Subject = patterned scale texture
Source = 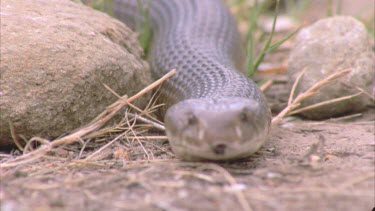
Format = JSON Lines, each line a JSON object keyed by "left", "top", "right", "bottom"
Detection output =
{"left": 113, "top": 0, "right": 263, "bottom": 108}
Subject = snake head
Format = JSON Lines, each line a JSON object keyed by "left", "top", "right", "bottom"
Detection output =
{"left": 164, "top": 97, "right": 271, "bottom": 161}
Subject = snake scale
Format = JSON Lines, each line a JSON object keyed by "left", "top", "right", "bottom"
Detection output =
{"left": 113, "top": 0, "right": 271, "bottom": 161}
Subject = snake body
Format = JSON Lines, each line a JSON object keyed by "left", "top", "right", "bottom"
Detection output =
{"left": 113, "top": 0, "right": 271, "bottom": 160}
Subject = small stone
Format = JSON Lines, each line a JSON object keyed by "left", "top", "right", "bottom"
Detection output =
{"left": 288, "top": 16, "right": 374, "bottom": 119}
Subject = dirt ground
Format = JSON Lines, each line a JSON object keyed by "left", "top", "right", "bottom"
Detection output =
{"left": 1, "top": 114, "right": 374, "bottom": 211}
{"left": 1, "top": 1, "right": 374, "bottom": 211}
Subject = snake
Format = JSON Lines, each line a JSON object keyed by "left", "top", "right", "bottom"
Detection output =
{"left": 112, "top": 0, "right": 271, "bottom": 161}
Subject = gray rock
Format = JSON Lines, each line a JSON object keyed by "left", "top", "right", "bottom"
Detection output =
{"left": 0, "top": 0, "right": 152, "bottom": 147}
{"left": 288, "top": 16, "right": 374, "bottom": 119}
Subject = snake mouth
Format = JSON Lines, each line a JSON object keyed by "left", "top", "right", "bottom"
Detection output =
{"left": 212, "top": 144, "right": 227, "bottom": 155}
{"left": 167, "top": 135, "right": 267, "bottom": 161}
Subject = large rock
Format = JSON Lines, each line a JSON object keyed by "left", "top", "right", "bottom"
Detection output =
{"left": 0, "top": 0, "right": 152, "bottom": 147}
{"left": 288, "top": 16, "right": 374, "bottom": 119}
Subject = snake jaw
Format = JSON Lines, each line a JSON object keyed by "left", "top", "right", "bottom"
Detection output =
{"left": 164, "top": 97, "right": 271, "bottom": 161}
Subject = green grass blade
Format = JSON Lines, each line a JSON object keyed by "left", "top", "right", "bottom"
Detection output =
{"left": 245, "top": 0, "right": 264, "bottom": 77}
{"left": 248, "top": 0, "right": 280, "bottom": 77}
{"left": 136, "top": 0, "right": 152, "bottom": 54}
{"left": 267, "top": 26, "right": 300, "bottom": 53}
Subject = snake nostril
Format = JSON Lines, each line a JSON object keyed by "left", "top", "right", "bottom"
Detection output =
{"left": 187, "top": 113, "right": 197, "bottom": 126}
{"left": 239, "top": 108, "right": 251, "bottom": 123}
{"left": 212, "top": 144, "right": 227, "bottom": 155}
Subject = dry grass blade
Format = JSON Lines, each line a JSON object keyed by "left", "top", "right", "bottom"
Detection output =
{"left": 288, "top": 69, "right": 305, "bottom": 105}
{"left": 127, "top": 101, "right": 164, "bottom": 126}
{"left": 352, "top": 85, "right": 374, "bottom": 102}
{"left": 1, "top": 69, "right": 176, "bottom": 168}
{"left": 301, "top": 68, "right": 351, "bottom": 94}
{"left": 260, "top": 79, "right": 273, "bottom": 92}
{"left": 289, "top": 92, "right": 363, "bottom": 115}
{"left": 128, "top": 136, "right": 168, "bottom": 140}
{"left": 100, "top": 80, "right": 122, "bottom": 99}
{"left": 327, "top": 113, "right": 363, "bottom": 122}
{"left": 85, "top": 132, "right": 127, "bottom": 161}
{"left": 9, "top": 121, "right": 24, "bottom": 151}
{"left": 24, "top": 137, "right": 52, "bottom": 153}
{"left": 126, "top": 113, "right": 152, "bottom": 160}
{"left": 272, "top": 68, "right": 351, "bottom": 125}
{"left": 204, "top": 163, "right": 253, "bottom": 211}
{"left": 0, "top": 145, "right": 50, "bottom": 168}
{"left": 127, "top": 113, "right": 165, "bottom": 131}
{"left": 82, "top": 102, "right": 161, "bottom": 141}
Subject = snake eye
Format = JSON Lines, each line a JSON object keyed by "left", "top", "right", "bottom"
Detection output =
{"left": 239, "top": 109, "right": 251, "bottom": 123}
{"left": 186, "top": 113, "right": 198, "bottom": 126}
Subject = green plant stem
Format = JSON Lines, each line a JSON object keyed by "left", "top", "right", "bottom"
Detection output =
{"left": 247, "top": 0, "right": 280, "bottom": 77}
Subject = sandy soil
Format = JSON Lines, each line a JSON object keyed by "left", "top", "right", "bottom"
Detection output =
{"left": 1, "top": 1, "right": 374, "bottom": 211}
{"left": 1, "top": 114, "right": 374, "bottom": 211}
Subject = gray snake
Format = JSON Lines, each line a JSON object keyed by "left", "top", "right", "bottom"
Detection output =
{"left": 113, "top": 0, "right": 271, "bottom": 161}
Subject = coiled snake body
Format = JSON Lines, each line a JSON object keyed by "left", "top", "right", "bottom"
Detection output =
{"left": 113, "top": 0, "right": 271, "bottom": 160}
